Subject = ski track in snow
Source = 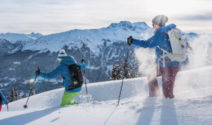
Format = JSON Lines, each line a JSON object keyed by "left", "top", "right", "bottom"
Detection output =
{"left": 0, "top": 66, "right": 212, "bottom": 125}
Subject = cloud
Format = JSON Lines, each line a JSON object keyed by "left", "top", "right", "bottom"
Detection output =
{"left": 179, "top": 13, "right": 212, "bottom": 21}
{"left": 0, "top": 0, "right": 211, "bottom": 34}
{"left": 0, "top": 0, "right": 73, "bottom": 5}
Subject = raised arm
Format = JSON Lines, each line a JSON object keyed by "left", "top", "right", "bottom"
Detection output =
{"left": 132, "top": 34, "right": 159, "bottom": 48}
{"left": 39, "top": 65, "right": 63, "bottom": 79}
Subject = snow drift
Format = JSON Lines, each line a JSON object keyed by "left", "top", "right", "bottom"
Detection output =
{"left": 0, "top": 66, "right": 212, "bottom": 125}
{"left": 2, "top": 65, "right": 212, "bottom": 111}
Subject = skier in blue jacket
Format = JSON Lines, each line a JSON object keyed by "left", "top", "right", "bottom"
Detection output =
{"left": 127, "top": 15, "right": 181, "bottom": 98}
{"left": 36, "top": 49, "right": 86, "bottom": 106}
{"left": 0, "top": 90, "right": 8, "bottom": 111}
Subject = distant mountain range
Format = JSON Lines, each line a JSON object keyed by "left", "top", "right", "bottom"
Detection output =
{"left": 0, "top": 21, "right": 198, "bottom": 98}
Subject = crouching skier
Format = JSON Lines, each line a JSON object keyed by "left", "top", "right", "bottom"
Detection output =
{"left": 0, "top": 90, "right": 8, "bottom": 111}
{"left": 36, "top": 49, "right": 86, "bottom": 106}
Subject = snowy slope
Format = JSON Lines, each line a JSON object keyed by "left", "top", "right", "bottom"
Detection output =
{"left": 0, "top": 66, "right": 212, "bottom": 125}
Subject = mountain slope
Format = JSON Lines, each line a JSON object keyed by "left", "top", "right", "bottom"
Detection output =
{"left": 0, "top": 21, "right": 151, "bottom": 97}
{"left": 0, "top": 32, "right": 42, "bottom": 43}
{"left": 0, "top": 66, "right": 212, "bottom": 125}
{"left": 0, "top": 21, "right": 151, "bottom": 53}
{"left": 23, "top": 21, "right": 151, "bottom": 53}
{"left": 0, "top": 21, "right": 203, "bottom": 102}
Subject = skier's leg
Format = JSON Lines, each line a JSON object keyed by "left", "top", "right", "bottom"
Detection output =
{"left": 167, "top": 66, "right": 180, "bottom": 98}
{"left": 148, "top": 78, "right": 159, "bottom": 97}
{"left": 161, "top": 67, "right": 170, "bottom": 98}
{"left": 60, "top": 92, "right": 71, "bottom": 106}
{"left": 147, "top": 67, "right": 160, "bottom": 97}
{"left": 60, "top": 91, "right": 80, "bottom": 106}
{"left": 70, "top": 92, "right": 80, "bottom": 105}
{"left": 0, "top": 105, "right": 2, "bottom": 111}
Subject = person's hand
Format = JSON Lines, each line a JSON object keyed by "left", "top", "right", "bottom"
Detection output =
{"left": 127, "top": 36, "right": 133, "bottom": 46}
{"left": 81, "top": 59, "right": 85, "bottom": 63}
{"left": 35, "top": 67, "right": 40, "bottom": 77}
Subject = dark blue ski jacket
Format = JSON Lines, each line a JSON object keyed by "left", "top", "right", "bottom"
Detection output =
{"left": 132, "top": 24, "right": 181, "bottom": 67}
{"left": 39, "top": 56, "right": 86, "bottom": 92}
{"left": 0, "top": 90, "right": 8, "bottom": 106}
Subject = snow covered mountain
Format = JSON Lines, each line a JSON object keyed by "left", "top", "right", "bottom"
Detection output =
{"left": 0, "top": 21, "right": 200, "bottom": 100}
{"left": 0, "top": 66, "right": 212, "bottom": 125}
{"left": 0, "top": 32, "right": 42, "bottom": 43}
{"left": 0, "top": 21, "right": 150, "bottom": 52}
{"left": 0, "top": 21, "right": 151, "bottom": 97}
{"left": 24, "top": 21, "right": 150, "bottom": 52}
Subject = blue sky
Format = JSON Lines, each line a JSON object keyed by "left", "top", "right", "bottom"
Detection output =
{"left": 0, "top": 0, "right": 211, "bottom": 34}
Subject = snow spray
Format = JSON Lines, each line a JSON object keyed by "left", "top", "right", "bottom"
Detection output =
{"left": 134, "top": 33, "right": 212, "bottom": 99}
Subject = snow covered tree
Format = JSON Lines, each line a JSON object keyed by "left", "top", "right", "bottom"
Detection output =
{"left": 111, "top": 64, "right": 122, "bottom": 80}
{"left": 111, "top": 59, "right": 138, "bottom": 80}
{"left": 9, "top": 87, "right": 20, "bottom": 101}
{"left": 123, "top": 59, "right": 131, "bottom": 78}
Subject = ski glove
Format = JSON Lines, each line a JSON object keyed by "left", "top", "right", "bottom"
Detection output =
{"left": 127, "top": 36, "right": 133, "bottom": 46}
{"left": 35, "top": 67, "right": 40, "bottom": 77}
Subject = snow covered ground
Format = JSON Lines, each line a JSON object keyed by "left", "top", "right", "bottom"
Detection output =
{"left": 0, "top": 66, "right": 212, "bottom": 125}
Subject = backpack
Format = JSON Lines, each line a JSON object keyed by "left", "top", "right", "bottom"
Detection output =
{"left": 159, "top": 28, "right": 189, "bottom": 65}
{"left": 67, "top": 64, "right": 84, "bottom": 90}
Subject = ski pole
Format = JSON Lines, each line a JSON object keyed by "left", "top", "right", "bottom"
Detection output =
{"left": 84, "top": 72, "right": 88, "bottom": 95}
{"left": 24, "top": 87, "right": 33, "bottom": 108}
{"left": 80, "top": 56, "right": 89, "bottom": 98}
{"left": 24, "top": 76, "right": 37, "bottom": 109}
{"left": 80, "top": 47, "right": 88, "bottom": 95}
{"left": 83, "top": 71, "right": 90, "bottom": 103}
{"left": 80, "top": 43, "right": 89, "bottom": 94}
{"left": 117, "top": 46, "right": 130, "bottom": 107}
{"left": 117, "top": 78, "right": 124, "bottom": 107}
{"left": 6, "top": 104, "right": 9, "bottom": 112}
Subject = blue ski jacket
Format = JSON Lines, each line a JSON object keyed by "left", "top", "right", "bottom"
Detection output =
{"left": 39, "top": 56, "right": 86, "bottom": 92}
{"left": 132, "top": 24, "right": 182, "bottom": 67}
{"left": 0, "top": 90, "right": 8, "bottom": 106}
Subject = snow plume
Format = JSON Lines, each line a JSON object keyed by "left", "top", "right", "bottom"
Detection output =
{"left": 135, "top": 48, "right": 156, "bottom": 76}
{"left": 134, "top": 33, "right": 212, "bottom": 99}
{"left": 185, "top": 34, "right": 212, "bottom": 69}
{"left": 134, "top": 30, "right": 156, "bottom": 76}
{"left": 175, "top": 34, "right": 212, "bottom": 99}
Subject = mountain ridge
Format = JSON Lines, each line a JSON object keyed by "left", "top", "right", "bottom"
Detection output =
{"left": 0, "top": 21, "right": 199, "bottom": 100}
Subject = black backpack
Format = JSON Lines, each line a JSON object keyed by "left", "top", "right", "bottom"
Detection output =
{"left": 67, "top": 64, "right": 84, "bottom": 90}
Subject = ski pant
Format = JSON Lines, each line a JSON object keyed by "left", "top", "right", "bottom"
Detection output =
{"left": 148, "top": 66, "right": 180, "bottom": 98}
{"left": 0, "top": 105, "right": 2, "bottom": 111}
{"left": 60, "top": 91, "right": 80, "bottom": 106}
